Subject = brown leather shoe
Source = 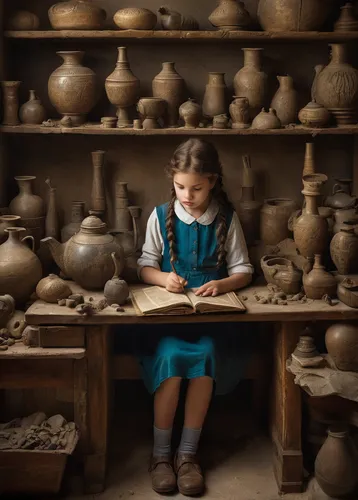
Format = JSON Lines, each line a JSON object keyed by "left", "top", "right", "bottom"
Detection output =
{"left": 149, "top": 455, "right": 176, "bottom": 494}
{"left": 174, "top": 452, "right": 205, "bottom": 496}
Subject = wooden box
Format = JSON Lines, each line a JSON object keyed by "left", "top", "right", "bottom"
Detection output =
{"left": 39, "top": 326, "right": 85, "bottom": 348}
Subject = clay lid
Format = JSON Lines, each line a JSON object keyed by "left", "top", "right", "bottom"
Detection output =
{"left": 303, "top": 100, "right": 325, "bottom": 110}
{"left": 80, "top": 215, "right": 107, "bottom": 231}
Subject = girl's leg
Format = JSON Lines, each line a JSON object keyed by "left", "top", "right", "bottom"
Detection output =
{"left": 183, "top": 376, "right": 213, "bottom": 430}
{"left": 154, "top": 376, "right": 182, "bottom": 429}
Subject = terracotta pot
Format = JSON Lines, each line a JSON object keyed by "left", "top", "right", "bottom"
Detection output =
{"left": 7, "top": 10, "right": 40, "bottom": 30}
{"left": 1, "top": 81, "right": 21, "bottom": 126}
{"left": 90, "top": 150, "right": 106, "bottom": 217}
{"left": 113, "top": 8, "right": 157, "bottom": 30}
{"left": 104, "top": 252, "right": 129, "bottom": 306}
{"left": 7, "top": 310, "right": 26, "bottom": 339}
{"left": 325, "top": 178, "right": 356, "bottom": 210}
{"left": 313, "top": 44, "right": 358, "bottom": 126}
{"left": 303, "top": 254, "right": 336, "bottom": 299}
{"left": 238, "top": 155, "right": 261, "bottom": 245}
{"left": 258, "top": 0, "right": 334, "bottom": 31}
{"left": 234, "top": 48, "right": 267, "bottom": 120}
{"left": 260, "top": 198, "right": 297, "bottom": 245}
{"left": 202, "top": 73, "right": 228, "bottom": 120}
{"left": 48, "top": 1, "right": 106, "bottom": 30}
{"left": 270, "top": 75, "right": 299, "bottom": 125}
{"left": 325, "top": 324, "right": 358, "bottom": 372}
{"left": 337, "top": 278, "right": 358, "bottom": 309}
{"left": 179, "top": 99, "right": 202, "bottom": 129}
{"left": 209, "top": 0, "right": 251, "bottom": 30}
{"left": 137, "top": 98, "right": 166, "bottom": 129}
{"left": 61, "top": 200, "right": 85, "bottom": 242}
{"left": 9, "top": 176, "right": 45, "bottom": 218}
{"left": 0, "top": 227, "right": 42, "bottom": 303}
{"left": 152, "top": 62, "right": 186, "bottom": 128}
{"left": 0, "top": 295, "right": 15, "bottom": 328}
{"left": 330, "top": 221, "right": 358, "bottom": 275}
{"left": 105, "top": 47, "right": 140, "bottom": 128}
{"left": 19, "top": 90, "right": 47, "bottom": 125}
{"left": 229, "top": 96, "right": 250, "bottom": 129}
{"left": 252, "top": 108, "right": 281, "bottom": 129}
{"left": 261, "top": 255, "right": 303, "bottom": 294}
{"left": 298, "top": 100, "right": 331, "bottom": 128}
{"left": 158, "top": 6, "right": 199, "bottom": 30}
{"left": 36, "top": 274, "right": 72, "bottom": 303}
{"left": 334, "top": 3, "right": 358, "bottom": 32}
{"left": 0, "top": 215, "right": 21, "bottom": 244}
{"left": 48, "top": 51, "right": 97, "bottom": 126}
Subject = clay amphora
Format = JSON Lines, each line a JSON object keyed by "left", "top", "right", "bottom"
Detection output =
{"left": 179, "top": 99, "right": 202, "bottom": 129}
{"left": 315, "top": 428, "right": 358, "bottom": 496}
{"left": 238, "top": 155, "right": 261, "bottom": 245}
{"left": 45, "top": 178, "right": 60, "bottom": 240}
{"left": 203, "top": 73, "right": 228, "bottom": 120}
{"left": 313, "top": 44, "right": 358, "bottom": 126}
{"left": 41, "top": 215, "right": 125, "bottom": 290}
{"left": 36, "top": 274, "right": 72, "bottom": 303}
{"left": 152, "top": 62, "right": 186, "bottom": 128}
{"left": 0, "top": 215, "right": 21, "bottom": 244}
{"left": 258, "top": 0, "right": 334, "bottom": 31}
{"left": 252, "top": 108, "right": 281, "bottom": 129}
{"left": 7, "top": 10, "right": 40, "bottom": 30}
{"left": 234, "top": 48, "right": 267, "bottom": 120}
{"left": 105, "top": 47, "right": 140, "bottom": 128}
{"left": 48, "top": 51, "right": 97, "bottom": 126}
{"left": 0, "top": 294, "right": 15, "bottom": 328}
{"left": 91, "top": 150, "right": 106, "bottom": 217}
{"left": 330, "top": 221, "right": 358, "bottom": 275}
{"left": 158, "top": 7, "right": 199, "bottom": 30}
{"left": 19, "top": 90, "right": 47, "bottom": 125}
{"left": 325, "top": 178, "right": 356, "bottom": 210}
{"left": 303, "top": 254, "right": 336, "bottom": 300}
{"left": 104, "top": 252, "right": 129, "bottom": 306}
{"left": 9, "top": 176, "right": 45, "bottom": 218}
{"left": 113, "top": 8, "right": 157, "bottom": 30}
{"left": 260, "top": 198, "right": 297, "bottom": 245}
{"left": 298, "top": 100, "right": 331, "bottom": 128}
{"left": 261, "top": 256, "right": 302, "bottom": 294}
{"left": 61, "top": 201, "right": 85, "bottom": 242}
{"left": 1, "top": 81, "right": 21, "bottom": 126}
{"left": 48, "top": 0, "right": 106, "bottom": 30}
{"left": 208, "top": 0, "right": 251, "bottom": 30}
{"left": 0, "top": 227, "right": 42, "bottom": 303}
{"left": 229, "top": 96, "right": 250, "bottom": 129}
{"left": 270, "top": 76, "right": 298, "bottom": 126}
{"left": 334, "top": 2, "right": 358, "bottom": 32}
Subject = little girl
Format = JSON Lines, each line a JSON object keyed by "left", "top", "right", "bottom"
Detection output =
{"left": 137, "top": 138, "right": 253, "bottom": 496}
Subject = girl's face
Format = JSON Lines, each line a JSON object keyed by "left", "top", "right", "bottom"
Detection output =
{"left": 173, "top": 172, "right": 216, "bottom": 215}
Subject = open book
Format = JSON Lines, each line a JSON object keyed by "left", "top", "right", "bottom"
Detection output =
{"left": 130, "top": 285, "right": 246, "bottom": 316}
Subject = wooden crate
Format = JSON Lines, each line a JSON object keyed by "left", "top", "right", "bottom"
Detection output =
{"left": 39, "top": 326, "right": 85, "bottom": 348}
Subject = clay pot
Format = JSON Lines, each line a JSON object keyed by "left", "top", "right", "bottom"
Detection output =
{"left": 261, "top": 256, "right": 303, "bottom": 294}
{"left": 7, "top": 310, "right": 26, "bottom": 339}
{"left": 258, "top": 0, "right": 334, "bottom": 31}
{"left": 234, "top": 48, "right": 267, "bottom": 120}
{"left": 152, "top": 62, "right": 186, "bottom": 128}
{"left": 48, "top": 51, "right": 97, "bottom": 126}
{"left": 337, "top": 278, "right": 358, "bottom": 308}
{"left": 137, "top": 98, "right": 166, "bottom": 129}
{"left": 158, "top": 7, "right": 199, "bottom": 30}
{"left": 36, "top": 274, "right": 72, "bottom": 303}
{"left": 0, "top": 215, "right": 21, "bottom": 244}
{"left": 9, "top": 176, "right": 45, "bottom": 219}
{"left": 298, "top": 100, "right": 331, "bottom": 128}
{"left": 48, "top": 1, "right": 106, "bottom": 30}
{"left": 61, "top": 201, "right": 85, "bottom": 242}
{"left": 252, "top": 108, "right": 281, "bottom": 129}
{"left": 325, "top": 324, "right": 358, "bottom": 372}
{"left": 213, "top": 114, "right": 229, "bottom": 129}
{"left": 202, "top": 72, "right": 228, "bottom": 120}
{"left": 91, "top": 151, "right": 106, "bottom": 217}
{"left": 313, "top": 44, "right": 358, "bottom": 126}
{"left": 19, "top": 90, "right": 47, "bottom": 125}
{"left": 229, "top": 96, "right": 250, "bottom": 129}
{"left": 113, "top": 8, "right": 157, "bottom": 30}
{"left": 325, "top": 178, "right": 356, "bottom": 210}
{"left": 208, "top": 0, "right": 251, "bottom": 30}
{"left": 0, "top": 295, "right": 15, "bottom": 328}
{"left": 1, "top": 81, "right": 21, "bottom": 126}
{"left": 7, "top": 10, "right": 40, "bottom": 30}
{"left": 330, "top": 222, "right": 358, "bottom": 275}
{"left": 270, "top": 76, "right": 299, "bottom": 126}
{"left": 105, "top": 47, "right": 140, "bottom": 128}
{"left": 260, "top": 198, "right": 297, "bottom": 245}
{"left": 334, "top": 3, "right": 358, "bottom": 32}
{"left": 179, "top": 99, "right": 202, "bottom": 129}
{"left": 104, "top": 252, "right": 129, "bottom": 306}
{"left": 303, "top": 254, "right": 336, "bottom": 300}
{"left": 0, "top": 227, "right": 42, "bottom": 303}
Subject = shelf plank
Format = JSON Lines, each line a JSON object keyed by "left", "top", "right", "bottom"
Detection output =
{"left": 0, "top": 343, "right": 85, "bottom": 359}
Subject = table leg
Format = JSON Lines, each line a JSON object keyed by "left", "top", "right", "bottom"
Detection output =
{"left": 84, "top": 325, "right": 110, "bottom": 494}
{"left": 271, "top": 321, "right": 303, "bottom": 494}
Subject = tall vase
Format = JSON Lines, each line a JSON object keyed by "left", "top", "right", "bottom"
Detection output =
{"left": 270, "top": 75, "right": 299, "bottom": 125}
{"left": 61, "top": 200, "right": 85, "bottom": 242}
{"left": 9, "top": 176, "right": 45, "bottom": 218}
{"left": 238, "top": 156, "right": 261, "bottom": 246}
{"left": 105, "top": 47, "right": 140, "bottom": 128}
{"left": 45, "top": 178, "right": 60, "bottom": 239}
{"left": 20, "top": 89, "right": 47, "bottom": 125}
{"left": 303, "top": 142, "right": 315, "bottom": 176}
{"left": 114, "top": 181, "right": 132, "bottom": 232}
{"left": 1, "top": 81, "right": 21, "bottom": 125}
{"left": 202, "top": 72, "right": 228, "bottom": 120}
{"left": 90, "top": 150, "right": 106, "bottom": 217}
{"left": 234, "top": 48, "right": 267, "bottom": 120}
{"left": 152, "top": 62, "right": 186, "bottom": 128}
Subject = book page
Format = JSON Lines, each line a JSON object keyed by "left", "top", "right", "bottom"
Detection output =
{"left": 131, "top": 286, "right": 193, "bottom": 315}
{"left": 186, "top": 290, "right": 246, "bottom": 313}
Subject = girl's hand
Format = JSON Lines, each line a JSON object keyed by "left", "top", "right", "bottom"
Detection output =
{"left": 195, "top": 280, "right": 224, "bottom": 297}
{"left": 166, "top": 272, "right": 188, "bottom": 293}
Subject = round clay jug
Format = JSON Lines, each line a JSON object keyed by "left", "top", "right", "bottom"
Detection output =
{"left": 152, "top": 62, "right": 186, "bottom": 128}
{"left": 0, "top": 215, "right": 21, "bottom": 244}
{"left": 208, "top": 0, "right": 251, "bottom": 30}
{"left": 260, "top": 198, "right": 297, "bottom": 245}
{"left": 229, "top": 96, "right": 250, "bottom": 129}
{"left": 19, "top": 90, "right": 47, "bottom": 125}
{"left": 48, "top": 51, "right": 97, "bottom": 126}
{"left": 298, "top": 100, "right": 331, "bottom": 128}
{"left": 270, "top": 75, "right": 299, "bottom": 125}
{"left": 325, "top": 323, "right": 358, "bottom": 371}
{"left": 330, "top": 221, "right": 358, "bottom": 275}
{"left": 104, "top": 252, "right": 129, "bottom": 305}
{"left": 252, "top": 108, "right": 281, "bottom": 129}
{"left": 61, "top": 200, "right": 85, "bottom": 242}
{"left": 7, "top": 10, "right": 40, "bottom": 30}
{"left": 303, "top": 254, "right": 336, "bottom": 299}
{"left": 36, "top": 274, "right": 72, "bottom": 303}
{"left": 0, "top": 227, "right": 42, "bottom": 303}
{"left": 113, "top": 8, "right": 157, "bottom": 30}
{"left": 9, "top": 176, "right": 45, "bottom": 218}
{"left": 179, "top": 99, "right": 202, "bottom": 128}
{"left": 315, "top": 428, "right": 358, "bottom": 497}
{"left": 202, "top": 72, "right": 228, "bottom": 120}
{"left": 48, "top": 0, "right": 106, "bottom": 30}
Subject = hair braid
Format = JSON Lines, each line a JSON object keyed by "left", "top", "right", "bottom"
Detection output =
{"left": 213, "top": 176, "right": 233, "bottom": 269}
{"left": 165, "top": 186, "right": 177, "bottom": 272}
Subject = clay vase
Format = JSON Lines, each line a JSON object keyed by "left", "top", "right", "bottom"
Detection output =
{"left": 91, "top": 150, "right": 106, "bottom": 217}
{"left": 36, "top": 274, "right": 72, "bottom": 303}
{"left": 303, "top": 254, "right": 336, "bottom": 299}
{"left": 48, "top": 51, "right": 97, "bottom": 126}
{"left": 0, "top": 227, "right": 42, "bottom": 303}
{"left": 179, "top": 99, "right": 202, "bottom": 129}
{"left": 270, "top": 75, "right": 299, "bottom": 126}
{"left": 1, "top": 81, "right": 21, "bottom": 126}
{"left": 238, "top": 155, "right": 261, "bottom": 245}
{"left": 9, "top": 176, "right": 45, "bottom": 218}
{"left": 298, "top": 100, "right": 331, "bottom": 128}
{"left": 7, "top": 10, "right": 40, "bottom": 30}
{"left": 152, "top": 62, "right": 186, "bottom": 128}
{"left": 234, "top": 48, "right": 267, "bottom": 120}
{"left": 61, "top": 201, "right": 85, "bottom": 242}
{"left": 261, "top": 256, "right": 303, "bottom": 294}
{"left": 45, "top": 178, "right": 60, "bottom": 240}
{"left": 313, "top": 44, "right": 358, "bottom": 126}
{"left": 19, "top": 90, "right": 47, "bottom": 125}
{"left": 0, "top": 215, "right": 21, "bottom": 244}
{"left": 260, "top": 198, "right": 297, "bottom": 245}
{"left": 202, "top": 72, "right": 228, "bottom": 120}
{"left": 315, "top": 428, "right": 358, "bottom": 497}
{"left": 334, "top": 2, "right": 358, "bottom": 32}
{"left": 158, "top": 7, "right": 199, "bottom": 30}
{"left": 105, "top": 47, "right": 140, "bottom": 128}
{"left": 302, "top": 142, "right": 315, "bottom": 176}
{"left": 330, "top": 221, "right": 358, "bottom": 275}
{"left": 48, "top": 0, "right": 106, "bottom": 30}
{"left": 229, "top": 96, "right": 250, "bottom": 129}
{"left": 113, "top": 8, "right": 157, "bottom": 30}
{"left": 0, "top": 294, "right": 15, "bottom": 328}
{"left": 252, "top": 108, "right": 281, "bottom": 129}
{"left": 208, "top": 0, "right": 251, "bottom": 30}
{"left": 325, "top": 323, "right": 358, "bottom": 371}
{"left": 104, "top": 252, "right": 129, "bottom": 306}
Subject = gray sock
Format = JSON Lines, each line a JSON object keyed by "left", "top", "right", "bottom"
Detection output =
{"left": 153, "top": 426, "right": 172, "bottom": 457}
{"left": 178, "top": 427, "right": 202, "bottom": 455}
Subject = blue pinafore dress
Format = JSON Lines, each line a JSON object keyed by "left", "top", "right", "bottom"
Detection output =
{"left": 136, "top": 203, "right": 254, "bottom": 395}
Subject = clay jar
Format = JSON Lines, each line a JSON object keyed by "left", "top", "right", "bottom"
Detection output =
{"left": 0, "top": 215, "right": 21, "bottom": 244}
{"left": 158, "top": 7, "right": 199, "bottom": 30}
{"left": 9, "top": 176, "right": 45, "bottom": 218}
{"left": 252, "top": 108, "right": 281, "bottom": 129}
{"left": 326, "top": 323, "right": 358, "bottom": 372}
{"left": 113, "top": 8, "right": 157, "bottom": 30}
{"left": 229, "top": 96, "right": 250, "bottom": 129}
{"left": 303, "top": 254, "right": 336, "bottom": 299}
{"left": 260, "top": 198, "right": 297, "bottom": 245}
{"left": 179, "top": 99, "right": 202, "bottom": 128}
{"left": 61, "top": 201, "right": 85, "bottom": 242}
{"left": 270, "top": 76, "right": 299, "bottom": 126}
{"left": 330, "top": 221, "right": 358, "bottom": 275}
{"left": 208, "top": 0, "right": 251, "bottom": 30}
{"left": 36, "top": 274, "right": 72, "bottom": 303}
{"left": 48, "top": 51, "right": 97, "bottom": 126}
{"left": 104, "top": 252, "right": 129, "bottom": 306}
{"left": 48, "top": 1, "right": 106, "bottom": 30}
{"left": 261, "top": 256, "right": 302, "bottom": 294}
{"left": 298, "top": 100, "right": 331, "bottom": 128}
{"left": 152, "top": 62, "right": 186, "bottom": 128}
{"left": 202, "top": 73, "right": 228, "bottom": 120}
{"left": 1, "top": 81, "right": 21, "bottom": 126}
{"left": 7, "top": 11, "right": 40, "bottom": 30}
{"left": 20, "top": 90, "right": 47, "bottom": 125}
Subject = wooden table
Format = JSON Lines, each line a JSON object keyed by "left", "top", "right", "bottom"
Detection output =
{"left": 23, "top": 283, "right": 358, "bottom": 495}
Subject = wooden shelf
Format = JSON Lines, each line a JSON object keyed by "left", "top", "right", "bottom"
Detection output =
{"left": 0, "top": 343, "right": 85, "bottom": 359}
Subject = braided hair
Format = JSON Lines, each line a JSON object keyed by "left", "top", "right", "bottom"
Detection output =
{"left": 164, "top": 138, "right": 233, "bottom": 272}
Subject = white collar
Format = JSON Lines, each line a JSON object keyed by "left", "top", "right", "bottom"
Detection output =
{"left": 174, "top": 199, "right": 219, "bottom": 225}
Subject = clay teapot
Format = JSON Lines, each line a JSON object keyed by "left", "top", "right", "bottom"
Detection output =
{"left": 104, "top": 252, "right": 129, "bottom": 306}
{"left": 302, "top": 254, "right": 336, "bottom": 300}
{"left": 261, "top": 255, "right": 302, "bottom": 294}
{"left": 41, "top": 215, "right": 125, "bottom": 290}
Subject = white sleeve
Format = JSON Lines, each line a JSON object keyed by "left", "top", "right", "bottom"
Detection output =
{"left": 225, "top": 212, "right": 254, "bottom": 275}
{"left": 137, "top": 209, "right": 164, "bottom": 276}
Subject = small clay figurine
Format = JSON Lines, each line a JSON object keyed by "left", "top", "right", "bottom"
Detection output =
{"left": 104, "top": 252, "right": 129, "bottom": 305}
